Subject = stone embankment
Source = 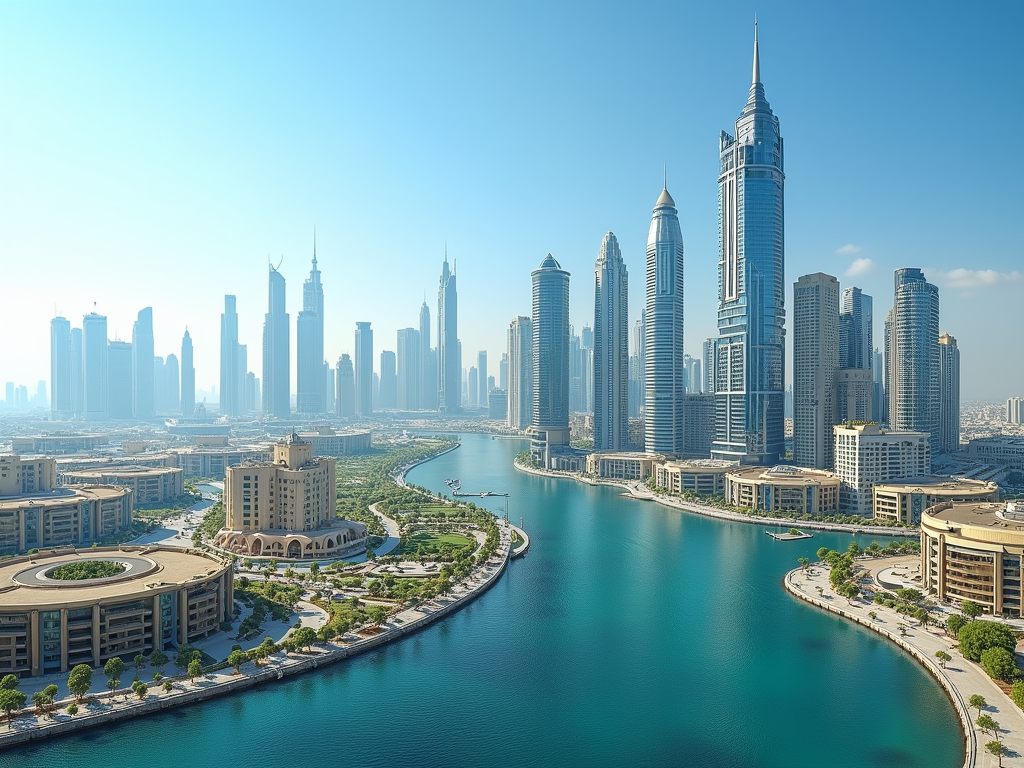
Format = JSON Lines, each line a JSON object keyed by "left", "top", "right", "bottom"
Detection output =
{"left": 513, "top": 459, "right": 916, "bottom": 538}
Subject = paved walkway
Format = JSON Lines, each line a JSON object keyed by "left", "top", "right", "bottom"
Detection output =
{"left": 789, "top": 556, "right": 1024, "bottom": 768}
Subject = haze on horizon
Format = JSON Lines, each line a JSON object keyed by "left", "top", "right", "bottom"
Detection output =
{"left": 1, "top": 1, "right": 1021, "bottom": 403}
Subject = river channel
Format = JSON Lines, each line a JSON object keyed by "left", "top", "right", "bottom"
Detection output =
{"left": 9, "top": 433, "right": 961, "bottom": 767}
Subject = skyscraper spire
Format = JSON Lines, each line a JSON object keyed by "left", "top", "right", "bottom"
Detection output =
{"left": 752, "top": 17, "right": 760, "bottom": 86}
{"left": 312, "top": 226, "right": 317, "bottom": 266}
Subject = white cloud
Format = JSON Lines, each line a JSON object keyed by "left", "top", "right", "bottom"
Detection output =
{"left": 927, "top": 268, "right": 1022, "bottom": 290}
{"left": 836, "top": 244, "right": 862, "bottom": 255}
{"left": 844, "top": 258, "right": 875, "bottom": 277}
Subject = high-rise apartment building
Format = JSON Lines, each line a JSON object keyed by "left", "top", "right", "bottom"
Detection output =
{"left": 644, "top": 187, "right": 685, "bottom": 456}
{"left": 379, "top": 350, "right": 397, "bottom": 410}
{"left": 793, "top": 273, "right": 839, "bottom": 469}
{"left": 468, "top": 367, "right": 479, "bottom": 408}
{"left": 132, "top": 307, "right": 154, "bottom": 419}
{"left": 712, "top": 26, "right": 786, "bottom": 465}
{"left": 839, "top": 287, "right": 872, "bottom": 370}
{"left": 354, "top": 322, "right": 373, "bottom": 416}
{"left": 336, "top": 354, "right": 355, "bottom": 417}
{"left": 419, "top": 301, "right": 435, "bottom": 410}
{"left": 50, "top": 316, "right": 72, "bottom": 420}
{"left": 165, "top": 353, "right": 180, "bottom": 413}
{"left": 702, "top": 338, "right": 715, "bottom": 395}
{"left": 236, "top": 344, "right": 248, "bottom": 413}
{"left": 262, "top": 264, "right": 290, "bottom": 419}
{"left": 888, "top": 268, "right": 940, "bottom": 450}
{"left": 477, "top": 351, "right": 488, "bottom": 407}
{"left": 219, "top": 296, "right": 242, "bottom": 417}
{"left": 107, "top": 340, "right": 133, "bottom": 419}
{"left": 507, "top": 316, "right": 533, "bottom": 431}
{"left": 938, "top": 333, "right": 960, "bottom": 454}
{"left": 499, "top": 353, "right": 508, "bottom": 392}
{"left": 531, "top": 255, "right": 570, "bottom": 466}
{"left": 594, "top": 231, "right": 629, "bottom": 451}
{"left": 181, "top": 329, "right": 195, "bottom": 416}
{"left": 297, "top": 250, "right": 325, "bottom": 413}
{"left": 438, "top": 253, "right": 459, "bottom": 414}
{"left": 397, "top": 328, "right": 420, "bottom": 410}
{"left": 153, "top": 356, "right": 167, "bottom": 413}
{"left": 628, "top": 313, "right": 646, "bottom": 419}
{"left": 833, "top": 423, "right": 931, "bottom": 516}
{"left": 1008, "top": 397, "right": 1024, "bottom": 425}
{"left": 835, "top": 369, "right": 873, "bottom": 423}
{"left": 82, "top": 312, "right": 108, "bottom": 421}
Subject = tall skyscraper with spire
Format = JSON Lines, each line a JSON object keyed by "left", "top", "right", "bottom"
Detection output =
{"left": 711, "top": 24, "right": 786, "bottom": 465}
{"left": 262, "top": 263, "right": 290, "bottom": 419}
{"left": 437, "top": 251, "right": 459, "bottom": 414}
{"left": 132, "top": 307, "right": 154, "bottom": 419}
{"left": 594, "top": 232, "right": 629, "bottom": 451}
{"left": 220, "top": 296, "right": 242, "bottom": 417}
{"left": 181, "top": 329, "right": 195, "bottom": 416}
{"left": 644, "top": 186, "right": 685, "bottom": 456}
{"left": 297, "top": 239, "right": 325, "bottom": 413}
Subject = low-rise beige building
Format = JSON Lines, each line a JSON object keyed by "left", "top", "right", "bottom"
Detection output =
{"left": 61, "top": 465, "right": 184, "bottom": 504}
{"left": 873, "top": 476, "right": 999, "bottom": 525}
{"left": 653, "top": 460, "right": 733, "bottom": 496}
{"left": 172, "top": 446, "right": 272, "bottom": 479}
{"left": 0, "top": 486, "right": 132, "bottom": 555}
{"left": 0, "top": 454, "right": 57, "bottom": 495}
{"left": 586, "top": 453, "right": 659, "bottom": 481}
{"left": 10, "top": 434, "right": 109, "bottom": 454}
{"left": 296, "top": 427, "right": 372, "bottom": 456}
{"left": 725, "top": 465, "right": 840, "bottom": 515}
{"left": 0, "top": 547, "right": 232, "bottom": 677}
{"left": 921, "top": 501, "right": 1024, "bottom": 617}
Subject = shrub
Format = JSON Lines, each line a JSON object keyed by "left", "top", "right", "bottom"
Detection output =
{"left": 981, "top": 646, "right": 1020, "bottom": 682}
{"left": 959, "top": 621, "right": 1018, "bottom": 663}
{"left": 1012, "top": 681, "right": 1024, "bottom": 709}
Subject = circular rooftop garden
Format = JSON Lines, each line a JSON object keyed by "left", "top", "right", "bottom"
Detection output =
{"left": 48, "top": 560, "right": 127, "bottom": 581}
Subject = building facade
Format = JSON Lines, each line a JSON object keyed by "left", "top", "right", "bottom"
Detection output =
{"left": 873, "top": 476, "right": 999, "bottom": 525}
{"left": 0, "top": 485, "right": 132, "bottom": 554}
{"left": 438, "top": 254, "right": 459, "bottom": 414}
{"left": 336, "top": 354, "right": 355, "bottom": 417}
{"left": 653, "top": 459, "right": 733, "bottom": 496}
{"left": 834, "top": 368, "right": 873, "bottom": 423}
{"left": 354, "top": 322, "right": 373, "bottom": 416}
{"left": 531, "top": 255, "right": 571, "bottom": 467}
{"left": 683, "top": 393, "right": 716, "bottom": 458}
{"left": 82, "top": 313, "right": 109, "bottom": 421}
{"left": 107, "top": 341, "right": 133, "bottom": 420}
{"left": 507, "top": 316, "right": 533, "bottom": 432}
{"left": 262, "top": 264, "right": 290, "bottom": 419}
{"left": 793, "top": 273, "right": 839, "bottom": 469}
{"left": 297, "top": 249, "right": 326, "bottom": 414}
{"left": 61, "top": 465, "right": 184, "bottom": 505}
{"left": 938, "top": 332, "right": 960, "bottom": 454}
{"left": 594, "top": 232, "right": 629, "bottom": 451}
{"left": 888, "top": 268, "right": 940, "bottom": 449}
{"left": 50, "top": 317, "right": 72, "bottom": 421}
{"left": 833, "top": 423, "right": 931, "bottom": 516}
{"left": 725, "top": 465, "right": 840, "bottom": 516}
{"left": 219, "top": 296, "right": 242, "bottom": 417}
{"left": 397, "top": 328, "right": 420, "bottom": 410}
{"left": 180, "top": 329, "right": 195, "bottom": 417}
{"left": 132, "top": 307, "right": 155, "bottom": 420}
{"left": 839, "top": 287, "right": 872, "bottom": 370}
{"left": 967, "top": 437, "right": 1024, "bottom": 471}
{"left": 1008, "top": 398, "right": 1023, "bottom": 425}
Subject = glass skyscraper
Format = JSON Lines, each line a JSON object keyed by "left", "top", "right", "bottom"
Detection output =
{"left": 530, "top": 254, "right": 570, "bottom": 466}
{"left": 594, "top": 232, "right": 629, "bottom": 451}
{"left": 711, "top": 26, "right": 786, "bottom": 465}
{"left": 888, "top": 268, "right": 940, "bottom": 450}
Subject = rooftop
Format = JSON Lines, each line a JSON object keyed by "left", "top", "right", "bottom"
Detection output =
{"left": 726, "top": 465, "right": 839, "bottom": 485}
{"left": 924, "top": 501, "right": 1024, "bottom": 533}
{"left": 874, "top": 475, "right": 998, "bottom": 493}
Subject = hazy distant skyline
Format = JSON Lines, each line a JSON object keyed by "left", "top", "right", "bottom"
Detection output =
{"left": 1, "top": 2, "right": 1021, "bottom": 403}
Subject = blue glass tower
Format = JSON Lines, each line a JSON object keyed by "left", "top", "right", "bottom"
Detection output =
{"left": 711, "top": 24, "right": 786, "bottom": 465}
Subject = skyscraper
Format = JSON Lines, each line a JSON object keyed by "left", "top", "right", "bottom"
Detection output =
{"left": 499, "top": 353, "right": 508, "bottom": 392}
{"left": 132, "top": 307, "right": 154, "bottom": 419}
{"left": 1007, "top": 397, "right": 1023, "bottom": 425}
{"left": 379, "top": 350, "right": 397, "bottom": 410}
{"left": 220, "top": 296, "right": 242, "bottom": 417}
{"left": 644, "top": 186, "right": 685, "bottom": 456}
{"left": 938, "top": 332, "right": 960, "bottom": 454}
{"left": 262, "top": 263, "right": 290, "bottom": 419}
{"left": 419, "top": 301, "right": 435, "bottom": 410}
{"left": 437, "top": 253, "right": 459, "bottom": 414}
{"left": 468, "top": 367, "right": 479, "bottom": 408}
{"left": 397, "top": 328, "right": 420, "bottom": 410}
{"left": 507, "top": 316, "right": 533, "bottom": 432}
{"left": 355, "top": 322, "right": 373, "bottom": 416}
{"left": 888, "top": 268, "right": 940, "bottom": 450}
{"left": 107, "top": 340, "right": 133, "bottom": 419}
{"left": 531, "top": 255, "right": 570, "bottom": 466}
{"left": 50, "top": 316, "right": 72, "bottom": 420}
{"left": 165, "top": 353, "right": 180, "bottom": 414}
{"left": 793, "top": 273, "right": 839, "bottom": 469}
{"left": 236, "top": 344, "right": 248, "bottom": 413}
{"left": 297, "top": 247, "right": 325, "bottom": 413}
{"left": 336, "top": 354, "right": 355, "bottom": 417}
{"left": 839, "top": 287, "right": 873, "bottom": 370}
{"left": 712, "top": 25, "right": 786, "bottom": 465}
{"left": 594, "top": 231, "right": 629, "bottom": 451}
{"left": 628, "top": 313, "right": 645, "bottom": 419}
{"left": 153, "top": 356, "right": 166, "bottom": 413}
{"left": 82, "top": 312, "right": 108, "bottom": 421}
{"left": 477, "top": 351, "right": 488, "bottom": 407}
{"left": 70, "top": 327, "right": 83, "bottom": 418}
{"left": 702, "top": 338, "right": 715, "bottom": 394}
{"left": 181, "top": 329, "right": 195, "bottom": 416}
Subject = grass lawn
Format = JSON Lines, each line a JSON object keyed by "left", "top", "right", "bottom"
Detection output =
{"left": 394, "top": 530, "right": 475, "bottom": 558}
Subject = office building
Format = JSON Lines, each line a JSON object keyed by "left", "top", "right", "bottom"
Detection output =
{"left": 594, "top": 231, "right": 629, "bottom": 451}
{"left": 153, "top": 356, "right": 167, "bottom": 413}
{"left": 1009, "top": 397, "right": 1024, "bottom": 425}
{"left": 438, "top": 253, "right": 459, "bottom": 414}
{"left": 967, "top": 437, "right": 1024, "bottom": 471}
{"left": 644, "top": 187, "right": 685, "bottom": 456}
{"left": 507, "top": 316, "right": 533, "bottom": 431}
{"left": 711, "top": 26, "right": 786, "bottom": 465}
{"left": 355, "top": 322, "right": 373, "bottom": 416}
{"left": 297, "top": 248, "right": 325, "bottom": 413}
{"left": 793, "top": 273, "right": 839, "bottom": 469}
{"left": 938, "top": 333, "right": 960, "bottom": 454}
{"left": 683, "top": 393, "right": 716, "bottom": 458}
{"left": 219, "top": 296, "right": 242, "bottom": 417}
{"left": 499, "top": 353, "right": 508, "bottom": 392}
{"left": 132, "top": 307, "right": 154, "bottom": 419}
{"left": 397, "top": 328, "right": 420, "bottom": 410}
{"left": 628, "top": 313, "right": 646, "bottom": 419}
{"left": 336, "top": 354, "right": 355, "bottom": 417}
{"left": 418, "top": 301, "right": 435, "bottom": 410}
{"left": 379, "top": 350, "right": 397, "bottom": 410}
{"left": 467, "top": 366, "right": 479, "bottom": 408}
{"left": 82, "top": 312, "right": 109, "bottom": 421}
{"left": 835, "top": 368, "right": 873, "bottom": 423}
{"left": 477, "top": 351, "right": 488, "bottom": 408}
{"left": 531, "top": 255, "right": 571, "bottom": 466}
{"left": 181, "top": 329, "right": 195, "bottom": 416}
{"left": 839, "top": 287, "right": 872, "bottom": 370}
{"left": 165, "top": 353, "right": 179, "bottom": 414}
{"left": 873, "top": 476, "right": 999, "bottom": 525}
{"left": 262, "top": 263, "right": 290, "bottom": 419}
{"left": 488, "top": 389, "right": 508, "bottom": 420}
{"left": 70, "top": 327, "right": 83, "bottom": 417}
{"left": 50, "top": 316, "right": 72, "bottom": 420}
{"left": 888, "top": 268, "right": 940, "bottom": 449}
{"left": 833, "top": 423, "right": 931, "bottom": 516}
{"left": 725, "top": 465, "right": 840, "bottom": 516}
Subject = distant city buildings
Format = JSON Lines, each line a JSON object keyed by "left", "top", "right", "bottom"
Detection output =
{"left": 397, "top": 328, "right": 420, "bottom": 410}
{"left": 379, "top": 350, "right": 397, "bottom": 410}
{"left": 507, "top": 316, "right": 533, "bottom": 432}
{"left": 438, "top": 253, "right": 459, "bottom": 414}
{"left": 297, "top": 249, "right": 326, "bottom": 414}
{"left": 336, "top": 354, "right": 355, "bottom": 417}
{"left": 50, "top": 316, "right": 72, "bottom": 420}
{"left": 82, "top": 312, "right": 109, "bottom": 421}
{"left": 593, "top": 232, "right": 629, "bottom": 451}
{"left": 219, "top": 296, "right": 243, "bottom": 417}
{"left": 132, "top": 307, "right": 154, "bottom": 419}
{"left": 262, "top": 263, "right": 290, "bottom": 419}
{"left": 180, "top": 329, "right": 195, "bottom": 416}
{"left": 938, "top": 332, "right": 960, "bottom": 453}
{"left": 354, "top": 323, "right": 373, "bottom": 416}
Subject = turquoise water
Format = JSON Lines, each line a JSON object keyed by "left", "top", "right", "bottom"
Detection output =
{"left": 11, "top": 434, "right": 961, "bottom": 768}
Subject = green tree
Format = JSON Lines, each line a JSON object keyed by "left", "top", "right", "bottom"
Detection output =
{"left": 946, "top": 614, "right": 969, "bottom": 638}
{"left": 66, "top": 703, "right": 78, "bottom": 716}
{"left": 981, "top": 646, "right": 1020, "bottom": 683}
{"left": 969, "top": 694, "right": 987, "bottom": 718}
{"left": 309, "top": 561, "right": 320, "bottom": 579}
{"left": 104, "top": 657, "right": 126, "bottom": 700}
{"left": 986, "top": 740, "right": 1007, "bottom": 766}
{"left": 134, "top": 654, "right": 146, "bottom": 669}
{"left": 291, "top": 626, "right": 317, "bottom": 652}
{"left": 149, "top": 649, "right": 168, "bottom": 669}
{"left": 242, "top": 558, "right": 253, "bottom": 569}
{"left": 0, "top": 689, "right": 26, "bottom": 724}
{"left": 797, "top": 557, "right": 809, "bottom": 571}
{"left": 228, "top": 649, "right": 247, "bottom": 674}
{"left": 896, "top": 588, "right": 923, "bottom": 604}
{"left": 976, "top": 714, "right": 1000, "bottom": 740}
{"left": 162, "top": 680, "right": 174, "bottom": 693}
{"left": 959, "top": 621, "right": 1017, "bottom": 662}
{"left": 816, "top": 546, "right": 830, "bottom": 561}
{"left": 0, "top": 674, "right": 19, "bottom": 691}
{"left": 174, "top": 645, "right": 200, "bottom": 672}
{"left": 848, "top": 542, "right": 861, "bottom": 557}
{"left": 67, "top": 664, "right": 93, "bottom": 702}
{"left": 187, "top": 659, "right": 203, "bottom": 684}
{"left": 961, "top": 600, "right": 983, "bottom": 619}
{"left": 1012, "top": 681, "right": 1024, "bottom": 710}
{"left": 33, "top": 684, "right": 58, "bottom": 716}
{"left": 369, "top": 605, "right": 388, "bottom": 627}
{"left": 935, "top": 650, "right": 952, "bottom": 669}
{"left": 133, "top": 682, "right": 148, "bottom": 700}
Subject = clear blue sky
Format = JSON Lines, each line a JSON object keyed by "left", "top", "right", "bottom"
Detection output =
{"left": 1, "top": 0, "right": 1021, "bottom": 402}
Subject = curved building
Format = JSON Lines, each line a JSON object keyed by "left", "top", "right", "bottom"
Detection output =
{"left": 725, "top": 465, "right": 840, "bottom": 515}
{"left": 61, "top": 465, "right": 184, "bottom": 504}
{"left": 921, "top": 501, "right": 1024, "bottom": 617}
{"left": 873, "top": 476, "right": 999, "bottom": 525}
{"left": 0, "top": 547, "right": 232, "bottom": 677}
{"left": 888, "top": 268, "right": 940, "bottom": 449}
{"left": 530, "top": 254, "right": 571, "bottom": 467}
{"left": 644, "top": 188, "right": 685, "bottom": 456}
{"left": 654, "top": 459, "right": 734, "bottom": 496}
{"left": 0, "top": 486, "right": 132, "bottom": 555}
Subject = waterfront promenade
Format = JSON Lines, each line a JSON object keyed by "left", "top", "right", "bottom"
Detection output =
{"left": 787, "top": 558, "right": 1024, "bottom": 768}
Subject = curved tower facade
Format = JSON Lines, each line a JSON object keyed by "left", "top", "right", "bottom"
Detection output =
{"left": 530, "top": 254, "right": 570, "bottom": 466}
{"left": 644, "top": 188, "right": 685, "bottom": 455}
{"left": 712, "top": 25, "right": 786, "bottom": 465}
{"left": 594, "top": 232, "right": 629, "bottom": 451}
{"left": 889, "top": 268, "right": 940, "bottom": 450}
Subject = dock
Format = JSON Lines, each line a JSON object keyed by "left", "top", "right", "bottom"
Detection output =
{"left": 765, "top": 529, "right": 813, "bottom": 541}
